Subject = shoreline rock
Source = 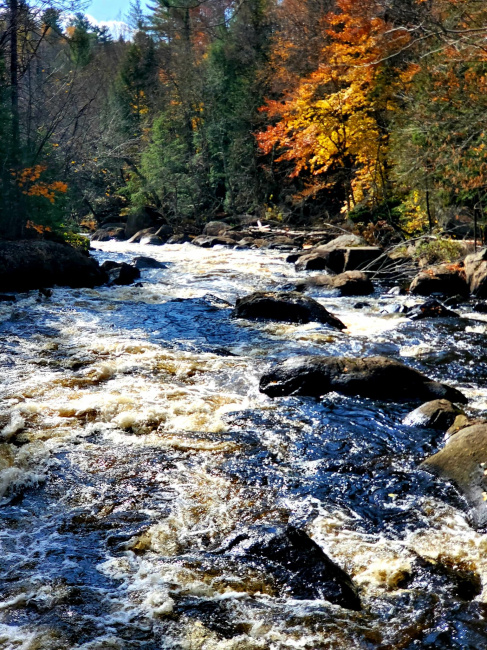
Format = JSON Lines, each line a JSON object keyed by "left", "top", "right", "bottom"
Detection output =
{"left": 0, "top": 240, "right": 106, "bottom": 291}
{"left": 421, "top": 424, "right": 487, "bottom": 527}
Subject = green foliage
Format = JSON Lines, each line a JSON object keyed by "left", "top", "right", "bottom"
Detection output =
{"left": 348, "top": 199, "right": 402, "bottom": 225}
{"left": 413, "top": 239, "right": 466, "bottom": 266}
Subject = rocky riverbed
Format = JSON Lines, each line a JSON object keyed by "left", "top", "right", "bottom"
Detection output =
{"left": 1, "top": 240, "right": 487, "bottom": 649}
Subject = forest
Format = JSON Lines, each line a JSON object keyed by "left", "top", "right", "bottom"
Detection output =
{"left": 1, "top": 0, "right": 487, "bottom": 244}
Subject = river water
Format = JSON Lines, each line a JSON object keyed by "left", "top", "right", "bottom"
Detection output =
{"left": 1, "top": 241, "right": 487, "bottom": 649}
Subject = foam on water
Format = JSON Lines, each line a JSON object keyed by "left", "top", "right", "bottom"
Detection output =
{"left": 0, "top": 240, "right": 486, "bottom": 648}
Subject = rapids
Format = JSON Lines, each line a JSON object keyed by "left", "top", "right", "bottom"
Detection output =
{"left": 1, "top": 241, "right": 487, "bottom": 648}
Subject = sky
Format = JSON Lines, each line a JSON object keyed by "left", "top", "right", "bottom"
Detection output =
{"left": 86, "top": 0, "right": 131, "bottom": 22}
{"left": 84, "top": 0, "right": 133, "bottom": 38}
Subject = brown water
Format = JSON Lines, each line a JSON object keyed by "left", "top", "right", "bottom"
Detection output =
{"left": 1, "top": 241, "right": 487, "bottom": 649}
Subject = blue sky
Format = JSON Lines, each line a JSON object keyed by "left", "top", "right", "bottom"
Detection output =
{"left": 86, "top": 0, "right": 131, "bottom": 22}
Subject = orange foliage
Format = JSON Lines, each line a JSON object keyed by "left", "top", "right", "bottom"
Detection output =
{"left": 257, "top": 0, "right": 410, "bottom": 211}
{"left": 13, "top": 165, "right": 68, "bottom": 204}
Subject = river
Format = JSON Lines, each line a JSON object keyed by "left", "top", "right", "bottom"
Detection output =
{"left": 1, "top": 241, "right": 487, "bottom": 649}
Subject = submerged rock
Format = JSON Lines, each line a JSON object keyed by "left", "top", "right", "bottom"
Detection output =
{"left": 403, "top": 399, "right": 465, "bottom": 430}
{"left": 407, "top": 299, "right": 459, "bottom": 320}
{"left": 410, "top": 264, "right": 469, "bottom": 298}
{"left": 421, "top": 424, "right": 487, "bottom": 527}
{"left": 401, "top": 556, "right": 482, "bottom": 602}
{"left": 298, "top": 271, "right": 374, "bottom": 296}
{"left": 260, "top": 355, "right": 467, "bottom": 403}
{"left": 217, "top": 525, "right": 361, "bottom": 610}
{"left": 101, "top": 261, "right": 141, "bottom": 286}
{"left": 139, "top": 235, "right": 165, "bottom": 246}
{"left": 232, "top": 291, "right": 346, "bottom": 329}
{"left": 132, "top": 256, "right": 168, "bottom": 270}
{"left": 0, "top": 240, "right": 105, "bottom": 291}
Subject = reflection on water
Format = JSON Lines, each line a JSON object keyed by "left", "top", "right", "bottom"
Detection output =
{"left": 0, "top": 241, "right": 487, "bottom": 648}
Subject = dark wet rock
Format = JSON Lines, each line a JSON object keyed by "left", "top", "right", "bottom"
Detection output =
{"left": 354, "top": 301, "right": 370, "bottom": 309}
{"left": 232, "top": 291, "right": 346, "bottom": 329}
{"left": 203, "top": 221, "right": 230, "bottom": 236}
{"left": 443, "top": 294, "right": 464, "bottom": 308}
{"left": 101, "top": 261, "right": 140, "bottom": 286}
{"left": 0, "top": 294, "right": 16, "bottom": 302}
{"left": 216, "top": 525, "right": 361, "bottom": 610}
{"left": 403, "top": 400, "right": 465, "bottom": 430}
{"left": 140, "top": 235, "right": 165, "bottom": 246}
{"left": 167, "top": 233, "right": 191, "bottom": 244}
{"left": 286, "top": 253, "right": 301, "bottom": 264}
{"left": 91, "top": 227, "right": 126, "bottom": 242}
{"left": 421, "top": 424, "right": 487, "bottom": 527}
{"left": 265, "top": 236, "right": 297, "bottom": 250}
{"left": 0, "top": 240, "right": 106, "bottom": 292}
{"left": 192, "top": 235, "right": 236, "bottom": 248}
{"left": 409, "top": 264, "right": 469, "bottom": 298}
{"left": 343, "top": 247, "right": 382, "bottom": 272}
{"left": 407, "top": 299, "right": 459, "bottom": 320}
{"left": 400, "top": 556, "right": 482, "bottom": 602}
{"left": 298, "top": 271, "right": 374, "bottom": 296}
{"left": 473, "top": 301, "right": 487, "bottom": 314}
{"left": 260, "top": 355, "right": 468, "bottom": 403}
{"left": 465, "top": 249, "right": 487, "bottom": 298}
{"left": 132, "top": 256, "right": 168, "bottom": 270}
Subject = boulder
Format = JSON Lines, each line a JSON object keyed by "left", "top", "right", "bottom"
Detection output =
{"left": 465, "top": 248, "right": 487, "bottom": 297}
{"left": 260, "top": 355, "right": 467, "bottom": 403}
{"left": 203, "top": 221, "right": 230, "bottom": 236}
{"left": 216, "top": 525, "right": 361, "bottom": 610}
{"left": 91, "top": 227, "right": 126, "bottom": 242}
{"left": 167, "top": 233, "right": 191, "bottom": 244}
{"left": 421, "top": 424, "right": 487, "bottom": 527}
{"left": 298, "top": 271, "right": 374, "bottom": 297}
{"left": 0, "top": 241, "right": 106, "bottom": 291}
{"left": 127, "top": 227, "right": 157, "bottom": 244}
{"left": 232, "top": 291, "right": 346, "bottom": 329}
{"left": 132, "top": 256, "right": 168, "bottom": 270}
{"left": 403, "top": 399, "right": 465, "bottom": 430}
{"left": 154, "top": 225, "right": 174, "bottom": 240}
{"left": 409, "top": 264, "right": 469, "bottom": 298}
{"left": 100, "top": 261, "right": 140, "bottom": 286}
{"left": 125, "top": 212, "right": 155, "bottom": 239}
{"left": 140, "top": 235, "right": 165, "bottom": 246}
{"left": 191, "top": 235, "right": 236, "bottom": 248}
{"left": 407, "top": 299, "right": 459, "bottom": 321}
{"left": 343, "top": 247, "right": 382, "bottom": 272}
{"left": 294, "top": 234, "right": 366, "bottom": 272}
{"left": 295, "top": 247, "right": 346, "bottom": 273}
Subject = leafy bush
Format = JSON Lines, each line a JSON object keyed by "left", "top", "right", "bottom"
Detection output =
{"left": 414, "top": 238, "right": 465, "bottom": 265}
